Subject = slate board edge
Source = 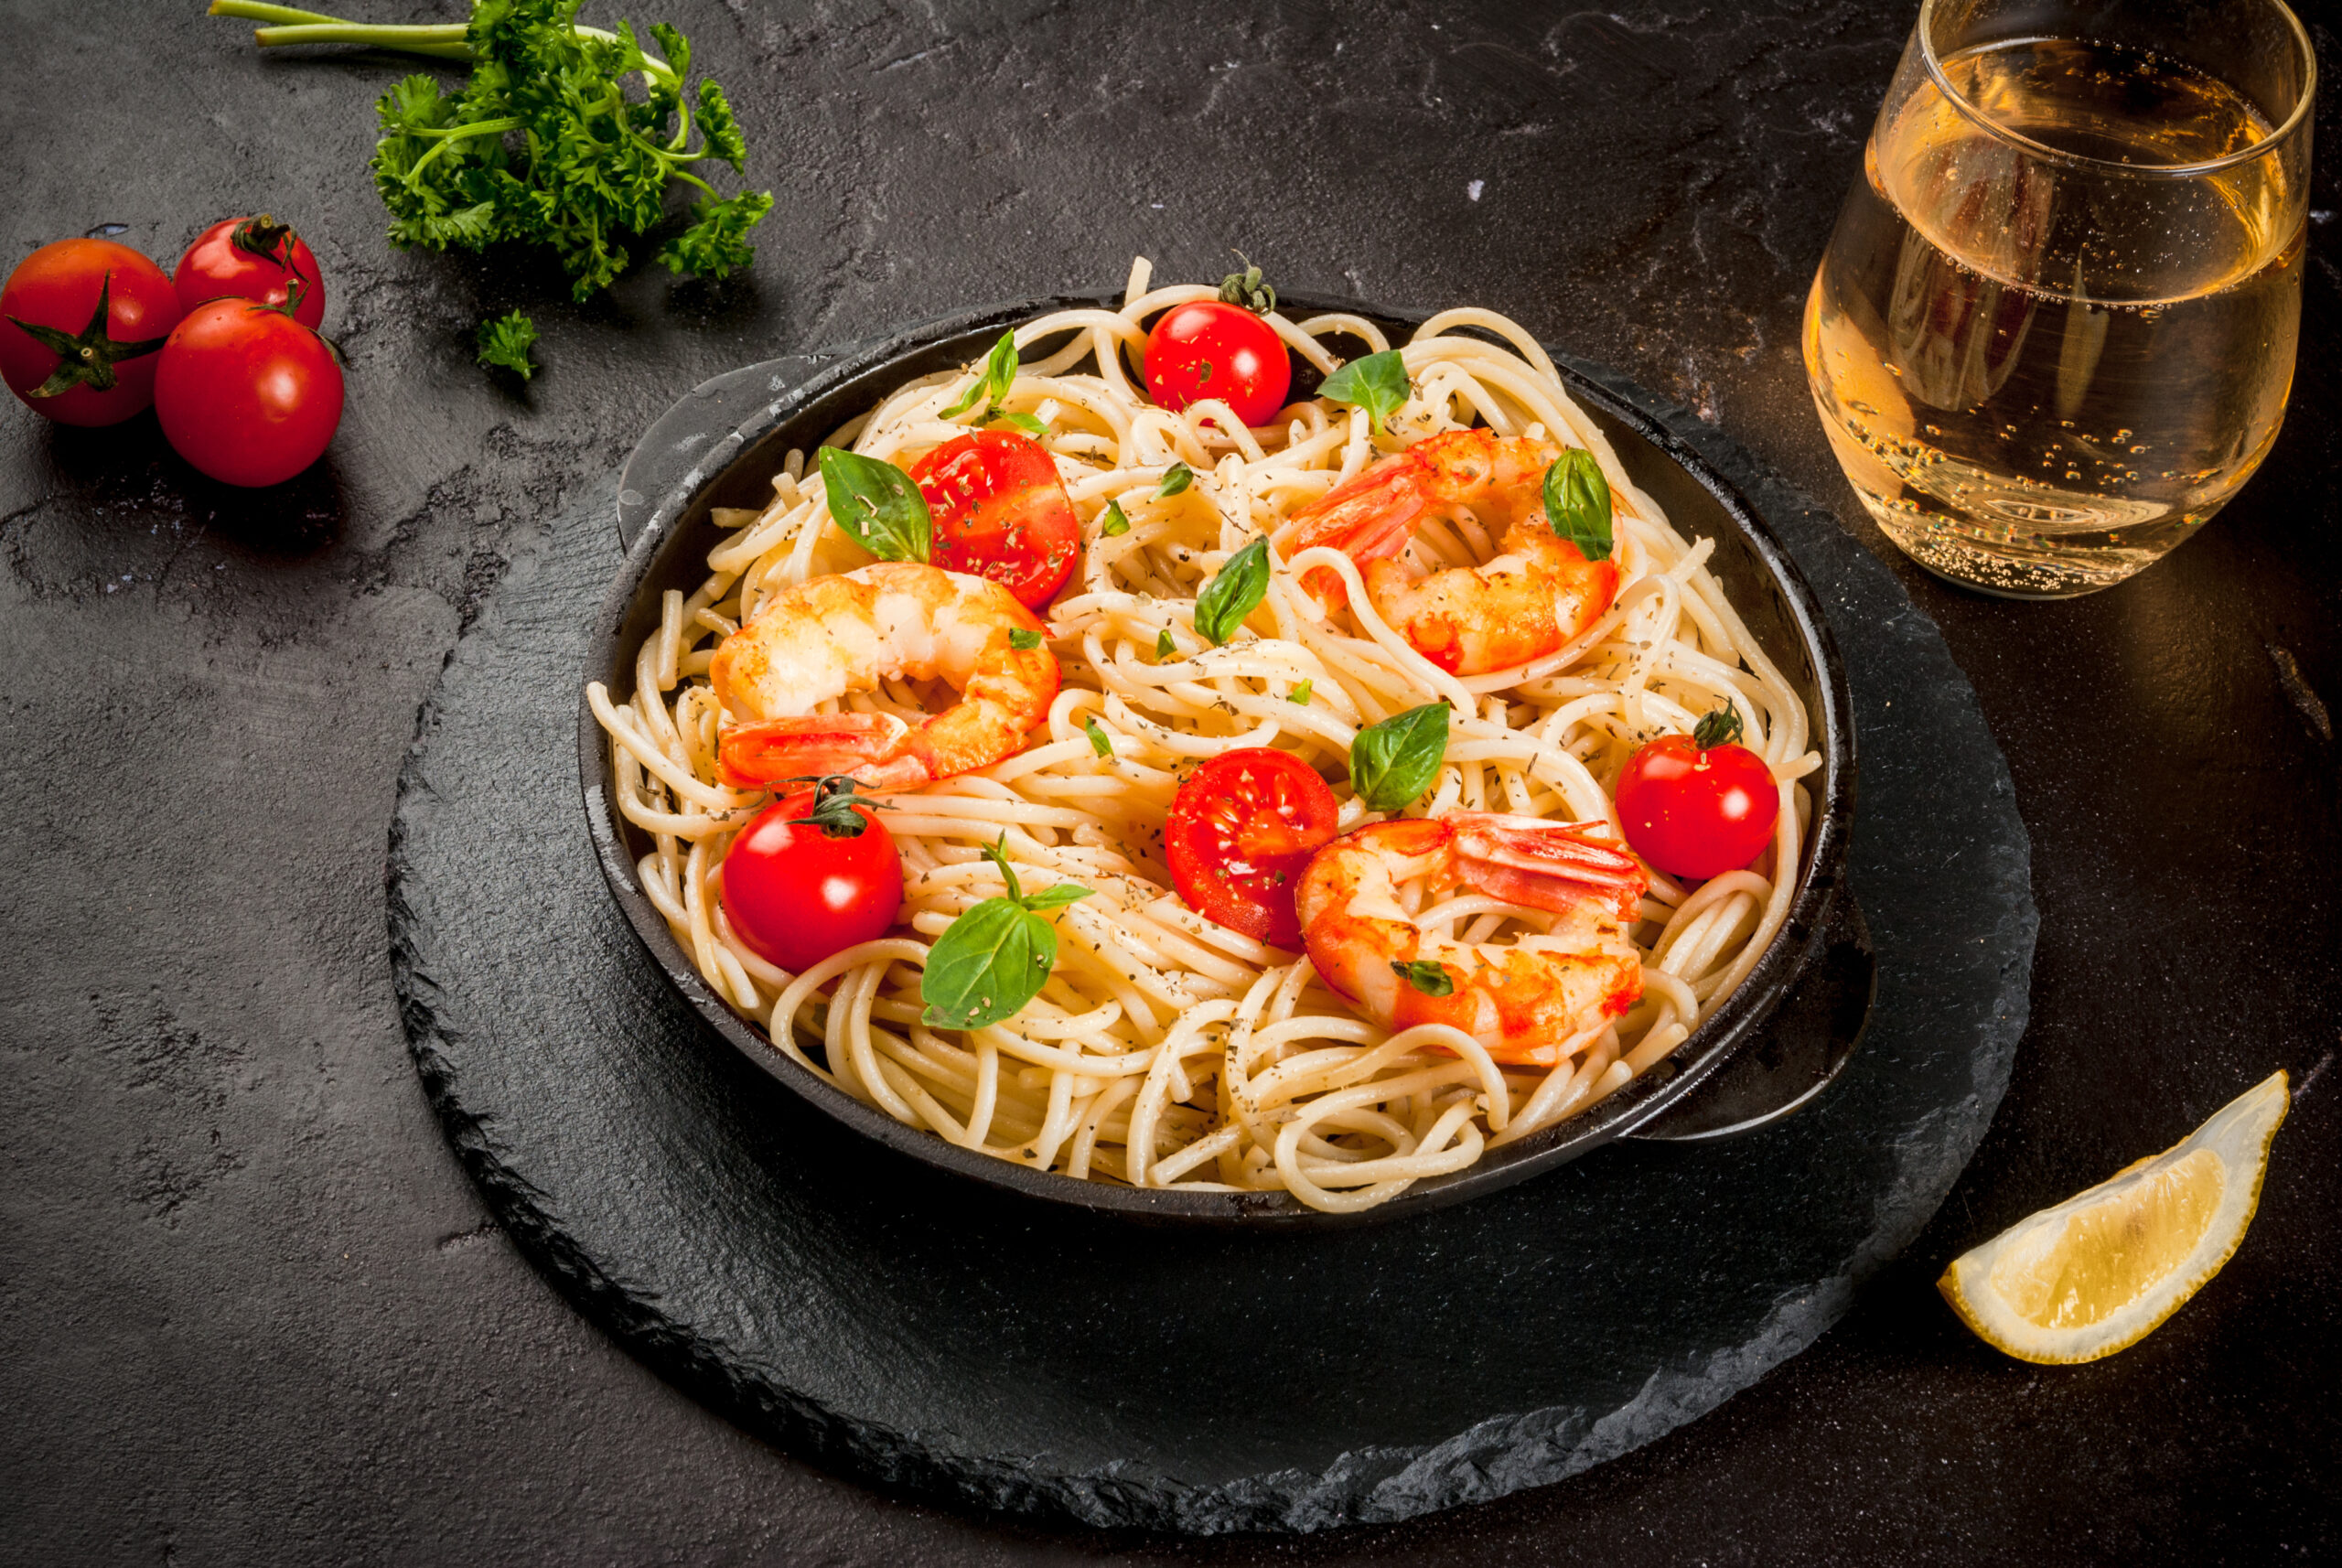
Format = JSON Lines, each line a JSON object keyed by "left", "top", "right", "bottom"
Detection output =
{"left": 385, "top": 367, "right": 2038, "bottom": 1535}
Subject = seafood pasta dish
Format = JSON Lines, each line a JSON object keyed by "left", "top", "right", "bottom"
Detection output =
{"left": 588, "top": 258, "right": 1821, "bottom": 1214}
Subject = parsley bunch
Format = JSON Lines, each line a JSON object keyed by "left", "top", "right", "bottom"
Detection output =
{"left": 212, "top": 1, "right": 772, "bottom": 301}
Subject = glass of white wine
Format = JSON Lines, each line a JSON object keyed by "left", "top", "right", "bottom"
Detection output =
{"left": 1803, "top": 0, "right": 2314, "bottom": 597}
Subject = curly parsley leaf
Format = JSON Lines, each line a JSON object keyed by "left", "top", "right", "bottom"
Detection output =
{"left": 1318, "top": 349, "right": 1410, "bottom": 435}
{"left": 1542, "top": 448, "right": 1614, "bottom": 562}
{"left": 818, "top": 446, "right": 930, "bottom": 563}
{"left": 1349, "top": 703, "right": 1450, "bottom": 811}
{"left": 279, "top": 0, "right": 776, "bottom": 301}
{"left": 1194, "top": 536, "right": 1270, "bottom": 646}
{"left": 475, "top": 308, "right": 539, "bottom": 378}
{"left": 919, "top": 837, "right": 1091, "bottom": 1030}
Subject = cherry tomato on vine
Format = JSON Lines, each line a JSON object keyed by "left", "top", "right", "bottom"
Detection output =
{"left": 1615, "top": 708, "right": 1782, "bottom": 881}
{"left": 0, "top": 238, "right": 183, "bottom": 426}
{"left": 1144, "top": 300, "right": 1291, "bottom": 428}
{"left": 1166, "top": 747, "right": 1341, "bottom": 947}
{"left": 908, "top": 428, "right": 1081, "bottom": 608}
{"left": 154, "top": 296, "right": 343, "bottom": 488}
{"left": 174, "top": 215, "right": 326, "bottom": 328}
{"left": 720, "top": 777, "right": 905, "bottom": 972}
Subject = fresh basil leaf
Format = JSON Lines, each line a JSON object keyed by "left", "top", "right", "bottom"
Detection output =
{"left": 940, "top": 329, "right": 1018, "bottom": 419}
{"left": 1083, "top": 716, "right": 1113, "bottom": 757}
{"left": 1155, "top": 462, "right": 1194, "bottom": 499}
{"left": 1288, "top": 680, "right": 1313, "bottom": 705}
{"left": 1009, "top": 628, "right": 1042, "bottom": 651}
{"left": 818, "top": 446, "right": 930, "bottom": 563}
{"left": 918, "top": 840, "right": 1093, "bottom": 1029}
{"left": 1348, "top": 703, "right": 1450, "bottom": 811}
{"left": 1317, "top": 349, "right": 1409, "bottom": 435}
{"left": 988, "top": 411, "right": 1047, "bottom": 438}
{"left": 1100, "top": 500, "right": 1132, "bottom": 537}
{"left": 1193, "top": 536, "right": 1270, "bottom": 646}
{"left": 1542, "top": 448, "right": 1614, "bottom": 562}
{"left": 1155, "top": 628, "right": 1176, "bottom": 660}
{"left": 1391, "top": 959, "right": 1455, "bottom": 997}
{"left": 919, "top": 898, "right": 1051, "bottom": 1030}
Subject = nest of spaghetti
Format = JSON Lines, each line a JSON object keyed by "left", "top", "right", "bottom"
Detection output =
{"left": 589, "top": 263, "right": 1820, "bottom": 1215}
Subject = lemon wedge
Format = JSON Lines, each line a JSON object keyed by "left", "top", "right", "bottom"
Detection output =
{"left": 1939, "top": 1071, "right": 2289, "bottom": 1365}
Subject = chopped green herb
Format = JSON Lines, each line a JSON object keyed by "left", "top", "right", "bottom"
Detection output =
{"left": 941, "top": 329, "right": 1018, "bottom": 419}
{"left": 1391, "top": 959, "right": 1455, "bottom": 997}
{"left": 1288, "top": 680, "right": 1313, "bottom": 704}
{"left": 1194, "top": 536, "right": 1270, "bottom": 646}
{"left": 1318, "top": 349, "right": 1410, "bottom": 435}
{"left": 987, "top": 411, "right": 1047, "bottom": 438}
{"left": 475, "top": 309, "right": 538, "bottom": 378}
{"left": 1542, "top": 448, "right": 1614, "bottom": 562}
{"left": 818, "top": 446, "right": 930, "bottom": 563}
{"left": 1349, "top": 703, "right": 1450, "bottom": 811}
{"left": 1083, "top": 717, "right": 1113, "bottom": 758}
{"left": 1009, "top": 628, "right": 1042, "bottom": 651}
{"left": 1100, "top": 500, "right": 1132, "bottom": 537}
{"left": 1155, "top": 628, "right": 1176, "bottom": 660}
{"left": 1155, "top": 462, "right": 1194, "bottom": 499}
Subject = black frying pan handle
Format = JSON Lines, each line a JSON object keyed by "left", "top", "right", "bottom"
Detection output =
{"left": 1626, "top": 891, "right": 1877, "bottom": 1144}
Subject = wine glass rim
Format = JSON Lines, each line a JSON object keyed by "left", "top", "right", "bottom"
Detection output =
{"left": 1916, "top": 0, "right": 2316, "bottom": 177}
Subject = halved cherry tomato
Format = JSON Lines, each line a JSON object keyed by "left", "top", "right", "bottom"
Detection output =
{"left": 908, "top": 428, "right": 1080, "bottom": 608}
{"left": 1143, "top": 300, "right": 1291, "bottom": 428}
{"left": 153, "top": 296, "right": 343, "bottom": 488}
{"left": 1615, "top": 716, "right": 1782, "bottom": 881}
{"left": 1166, "top": 747, "right": 1340, "bottom": 947}
{"left": 719, "top": 778, "right": 904, "bottom": 972}
{"left": 173, "top": 215, "right": 325, "bottom": 328}
{"left": 0, "top": 238, "right": 183, "bottom": 427}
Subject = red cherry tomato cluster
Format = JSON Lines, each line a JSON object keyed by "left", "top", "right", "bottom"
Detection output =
{"left": 1, "top": 216, "right": 341, "bottom": 487}
{"left": 1615, "top": 709, "right": 1783, "bottom": 881}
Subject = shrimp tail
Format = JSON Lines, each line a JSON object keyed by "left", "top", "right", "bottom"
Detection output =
{"left": 1449, "top": 812, "right": 1646, "bottom": 921}
{"left": 716, "top": 714, "right": 929, "bottom": 791}
{"left": 1285, "top": 458, "right": 1435, "bottom": 607}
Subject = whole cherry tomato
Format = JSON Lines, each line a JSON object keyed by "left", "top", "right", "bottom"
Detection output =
{"left": 1166, "top": 747, "right": 1340, "bottom": 947}
{"left": 908, "top": 428, "right": 1081, "bottom": 608}
{"left": 153, "top": 296, "right": 344, "bottom": 488}
{"left": 0, "top": 238, "right": 183, "bottom": 426}
{"left": 174, "top": 215, "right": 326, "bottom": 328}
{"left": 1144, "top": 300, "right": 1291, "bottom": 427}
{"left": 719, "top": 777, "right": 905, "bottom": 972}
{"left": 1615, "top": 709, "right": 1783, "bottom": 881}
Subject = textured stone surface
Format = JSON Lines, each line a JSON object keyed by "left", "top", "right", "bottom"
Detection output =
{"left": 3, "top": 0, "right": 2337, "bottom": 1561}
{"left": 385, "top": 350, "right": 2027, "bottom": 1531}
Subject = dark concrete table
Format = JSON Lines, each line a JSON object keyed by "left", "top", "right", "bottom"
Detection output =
{"left": 3, "top": 3, "right": 2334, "bottom": 1562}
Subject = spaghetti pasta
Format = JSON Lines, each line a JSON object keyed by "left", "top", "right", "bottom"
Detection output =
{"left": 588, "top": 262, "right": 1820, "bottom": 1214}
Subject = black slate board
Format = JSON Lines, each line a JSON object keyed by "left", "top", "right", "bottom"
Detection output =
{"left": 387, "top": 365, "right": 2036, "bottom": 1533}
